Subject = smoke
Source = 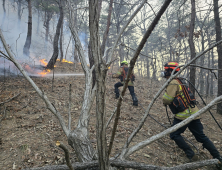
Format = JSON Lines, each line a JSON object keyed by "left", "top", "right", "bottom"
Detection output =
{"left": 0, "top": 0, "right": 89, "bottom": 76}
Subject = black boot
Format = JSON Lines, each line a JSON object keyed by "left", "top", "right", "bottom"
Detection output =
{"left": 115, "top": 93, "right": 119, "bottom": 99}
{"left": 132, "top": 95, "right": 138, "bottom": 106}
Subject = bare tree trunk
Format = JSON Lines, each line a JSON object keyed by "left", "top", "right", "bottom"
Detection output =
{"left": 17, "top": 0, "right": 22, "bottom": 28}
{"left": 2, "top": 0, "right": 6, "bottom": 13}
{"left": 210, "top": 49, "right": 215, "bottom": 96}
{"left": 23, "top": 0, "right": 32, "bottom": 56}
{"left": 199, "top": 29, "right": 205, "bottom": 95}
{"left": 89, "top": 1, "right": 109, "bottom": 169}
{"left": 101, "top": 0, "right": 113, "bottom": 57}
{"left": 46, "top": 1, "right": 64, "bottom": 69}
{"left": 188, "top": 0, "right": 196, "bottom": 96}
{"left": 1, "top": 0, "right": 6, "bottom": 26}
{"left": 213, "top": 0, "right": 222, "bottom": 114}
{"left": 45, "top": 12, "right": 51, "bottom": 43}
{"left": 60, "top": 19, "right": 64, "bottom": 61}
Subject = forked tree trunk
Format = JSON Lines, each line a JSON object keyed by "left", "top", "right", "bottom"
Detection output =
{"left": 89, "top": 1, "right": 109, "bottom": 169}
{"left": 46, "top": 1, "right": 63, "bottom": 69}
{"left": 23, "top": 0, "right": 32, "bottom": 56}
{"left": 188, "top": 0, "right": 196, "bottom": 96}
{"left": 67, "top": 77, "right": 97, "bottom": 162}
{"left": 213, "top": 0, "right": 222, "bottom": 114}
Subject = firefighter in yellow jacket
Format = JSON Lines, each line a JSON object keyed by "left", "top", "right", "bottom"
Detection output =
{"left": 162, "top": 62, "right": 222, "bottom": 164}
{"left": 112, "top": 61, "right": 138, "bottom": 106}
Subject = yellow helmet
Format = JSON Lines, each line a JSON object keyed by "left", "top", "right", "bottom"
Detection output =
{"left": 121, "top": 61, "right": 128, "bottom": 65}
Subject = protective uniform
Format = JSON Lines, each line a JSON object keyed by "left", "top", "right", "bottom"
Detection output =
{"left": 112, "top": 61, "right": 138, "bottom": 106}
{"left": 162, "top": 62, "right": 222, "bottom": 163}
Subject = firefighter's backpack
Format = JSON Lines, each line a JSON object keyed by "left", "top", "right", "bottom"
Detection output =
{"left": 120, "top": 67, "right": 135, "bottom": 82}
{"left": 170, "top": 78, "right": 196, "bottom": 113}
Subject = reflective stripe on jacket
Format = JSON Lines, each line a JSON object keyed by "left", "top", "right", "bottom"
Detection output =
{"left": 162, "top": 79, "right": 199, "bottom": 120}
{"left": 112, "top": 67, "right": 134, "bottom": 86}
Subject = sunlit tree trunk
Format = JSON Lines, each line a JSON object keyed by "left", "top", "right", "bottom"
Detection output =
{"left": 23, "top": 0, "right": 32, "bottom": 56}
{"left": 213, "top": 0, "right": 222, "bottom": 114}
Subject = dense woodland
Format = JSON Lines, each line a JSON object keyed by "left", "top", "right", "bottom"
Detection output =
{"left": 0, "top": 0, "right": 222, "bottom": 170}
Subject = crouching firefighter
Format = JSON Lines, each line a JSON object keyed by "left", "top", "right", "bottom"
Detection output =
{"left": 162, "top": 62, "right": 222, "bottom": 164}
{"left": 112, "top": 61, "right": 138, "bottom": 106}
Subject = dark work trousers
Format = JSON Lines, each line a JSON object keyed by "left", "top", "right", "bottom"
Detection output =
{"left": 114, "top": 82, "right": 138, "bottom": 105}
{"left": 170, "top": 118, "right": 221, "bottom": 159}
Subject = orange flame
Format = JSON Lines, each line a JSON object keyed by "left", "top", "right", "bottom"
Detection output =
{"left": 39, "top": 59, "right": 48, "bottom": 66}
{"left": 57, "top": 59, "right": 73, "bottom": 64}
{"left": 38, "top": 69, "right": 51, "bottom": 76}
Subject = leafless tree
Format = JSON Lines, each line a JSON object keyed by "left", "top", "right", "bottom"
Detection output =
{"left": 1, "top": 0, "right": 222, "bottom": 170}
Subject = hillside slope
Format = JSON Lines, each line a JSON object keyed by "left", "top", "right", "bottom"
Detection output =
{"left": 0, "top": 62, "right": 221, "bottom": 170}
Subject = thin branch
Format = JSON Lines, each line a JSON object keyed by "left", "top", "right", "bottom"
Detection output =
{"left": 56, "top": 141, "right": 74, "bottom": 170}
{"left": 72, "top": 6, "right": 88, "bottom": 11}
{"left": 189, "top": 64, "right": 221, "bottom": 79}
{"left": 106, "top": 107, "right": 117, "bottom": 128}
{"left": 189, "top": 64, "right": 222, "bottom": 70}
{"left": 0, "top": 50, "right": 13, "bottom": 62}
{"left": 146, "top": 2, "right": 156, "bottom": 16}
{"left": 0, "top": 93, "right": 21, "bottom": 106}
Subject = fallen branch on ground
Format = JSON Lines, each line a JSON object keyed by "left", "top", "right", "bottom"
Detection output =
{"left": 21, "top": 159, "right": 220, "bottom": 170}
{"left": 0, "top": 93, "right": 21, "bottom": 106}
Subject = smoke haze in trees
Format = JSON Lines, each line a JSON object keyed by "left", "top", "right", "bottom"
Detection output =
{"left": 0, "top": 0, "right": 89, "bottom": 75}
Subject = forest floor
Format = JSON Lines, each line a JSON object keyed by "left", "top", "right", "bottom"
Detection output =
{"left": 0, "top": 62, "right": 222, "bottom": 170}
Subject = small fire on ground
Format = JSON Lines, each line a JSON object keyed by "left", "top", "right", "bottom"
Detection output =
{"left": 57, "top": 59, "right": 73, "bottom": 64}
{"left": 37, "top": 58, "right": 75, "bottom": 76}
